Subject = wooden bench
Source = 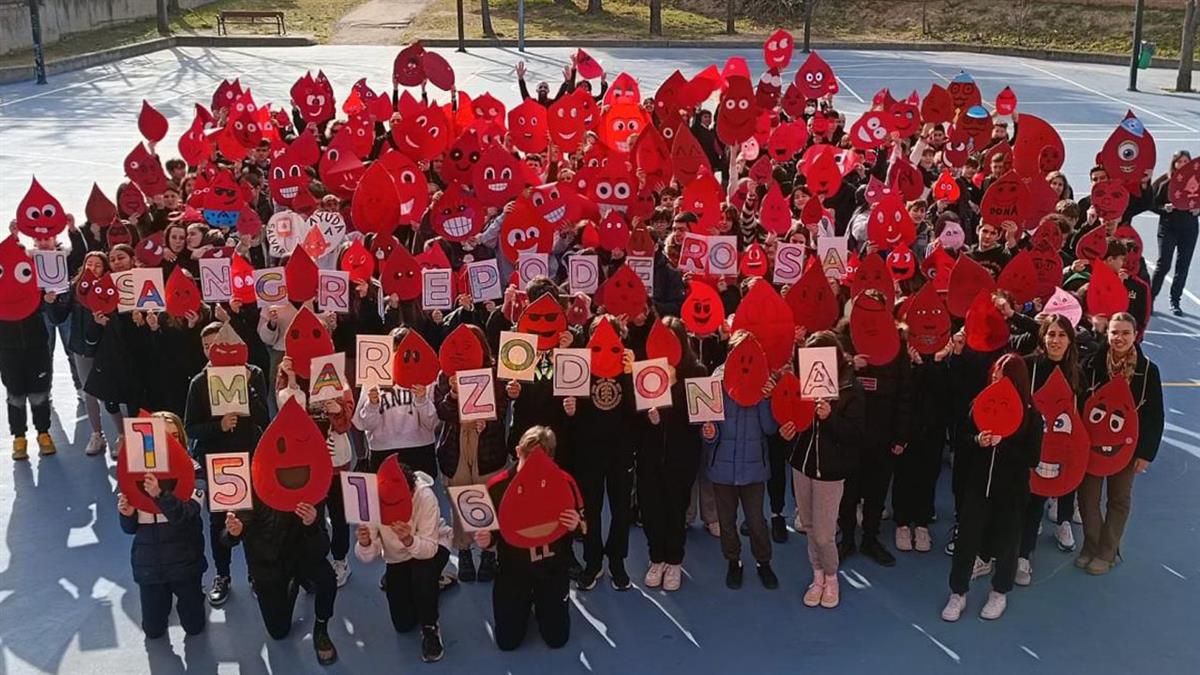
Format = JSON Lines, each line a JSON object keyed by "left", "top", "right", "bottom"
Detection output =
{"left": 217, "top": 10, "right": 286, "bottom": 36}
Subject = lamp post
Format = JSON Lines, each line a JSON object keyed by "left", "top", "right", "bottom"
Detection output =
{"left": 28, "top": 0, "right": 47, "bottom": 85}
{"left": 1129, "top": 0, "right": 1145, "bottom": 91}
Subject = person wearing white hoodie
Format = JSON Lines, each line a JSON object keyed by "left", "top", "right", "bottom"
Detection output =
{"left": 355, "top": 382, "right": 439, "bottom": 476}
{"left": 355, "top": 468, "right": 452, "bottom": 663}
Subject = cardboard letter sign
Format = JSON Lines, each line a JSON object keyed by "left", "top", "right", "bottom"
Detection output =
{"left": 341, "top": 472, "right": 380, "bottom": 524}
{"left": 309, "top": 353, "right": 348, "bottom": 403}
{"left": 207, "top": 365, "right": 250, "bottom": 416}
{"left": 421, "top": 268, "right": 453, "bottom": 310}
{"left": 553, "top": 348, "right": 591, "bottom": 396}
{"left": 632, "top": 358, "right": 672, "bottom": 410}
{"left": 456, "top": 368, "right": 497, "bottom": 421}
{"left": 466, "top": 259, "right": 502, "bottom": 302}
{"left": 317, "top": 269, "right": 350, "bottom": 313}
{"left": 32, "top": 250, "right": 68, "bottom": 292}
{"left": 123, "top": 416, "right": 169, "bottom": 473}
{"left": 497, "top": 331, "right": 538, "bottom": 381}
{"left": 797, "top": 346, "right": 839, "bottom": 400}
{"left": 773, "top": 243, "right": 805, "bottom": 285}
{"left": 448, "top": 485, "right": 499, "bottom": 532}
{"left": 253, "top": 267, "right": 287, "bottom": 308}
{"left": 206, "top": 452, "right": 253, "bottom": 512}
{"left": 356, "top": 335, "right": 394, "bottom": 390}
{"left": 685, "top": 375, "right": 725, "bottom": 423}
{"left": 198, "top": 257, "right": 232, "bottom": 302}
{"left": 569, "top": 255, "right": 599, "bottom": 294}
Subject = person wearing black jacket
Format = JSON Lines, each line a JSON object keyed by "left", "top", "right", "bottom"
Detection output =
{"left": 1149, "top": 151, "right": 1199, "bottom": 316}
{"left": 837, "top": 301, "right": 912, "bottom": 567}
{"left": 789, "top": 331, "right": 865, "bottom": 609}
{"left": 635, "top": 317, "right": 706, "bottom": 592}
{"left": 2, "top": 294, "right": 67, "bottom": 460}
{"left": 892, "top": 347, "right": 951, "bottom": 555}
{"left": 223, "top": 497, "right": 340, "bottom": 665}
{"left": 942, "top": 354, "right": 1042, "bottom": 622}
{"left": 117, "top": 462, "right": 207, "bottom": 638}
{"left": 1076, "top": 313, "right": 1163, "bottom": 576}
{"left": 476, "top": 426, "right": 584, "bottom": 651}
{"left": 184, "top": 322, "right": 270, "bottom": 607}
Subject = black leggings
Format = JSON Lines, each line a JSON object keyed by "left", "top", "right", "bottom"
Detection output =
{"left": 1018, "top": 492, "right": 1076, "bottom": 558}
{"left": 839, "top": 444, "right": 896, "bottom": 540}
{"left": 252, "top": 556, "right": 338, "bottom": 639}
{"left": 578, "top": 450, "right": 634, "bottom": 569}
{"left": 326, "top": 477, "right": 350, "bottom": 562}
{"left": 767, "top": 433, "right": 790, "bottom": 516}
{"left": 1150, "top": 220, "right": 1198, "bottom": 305}
{"left": 950, "top": 490, "right": 1026, "bottom": 594}
{"left": 637, "top": 451, "right": 699, "bottom": 565}
{"left": 139, "top": 577, "right": 206, "bottom": 639}
{"left": 892, "top": 425, "right": 946, "bottom": 527}
{"left": 385, "top": 547, "right": 450, "bottom": 631}
{"left": 493, "top": 567, "right": 570, "bottom": 651}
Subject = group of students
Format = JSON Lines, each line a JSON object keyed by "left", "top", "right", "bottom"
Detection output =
{"left": 0, "top": 41, "right": 1187, "bottom": 666}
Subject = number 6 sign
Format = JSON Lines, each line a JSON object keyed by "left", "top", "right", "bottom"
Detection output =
{"left": 447, "top": 485, "right": 498, "bottom": 532}
{"left": 205, "top": 452, "right": 253, "bottom": 512}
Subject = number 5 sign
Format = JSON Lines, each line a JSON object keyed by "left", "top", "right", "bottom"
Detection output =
{"left": 205, "top": 452, "right": 253, "bottom": 512}
{"left": 447, "top": 485, "right": 498, "bottom": 532}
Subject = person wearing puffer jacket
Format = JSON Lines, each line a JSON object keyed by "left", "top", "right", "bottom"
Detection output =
{"left": 787, "top": 331, "right": 865, "bottom": 610}
{"left": 701, "top": 330, "right": 780, "bottom": 591}
{"left": 355, "top": 467, "right": 453, "bottom": 663}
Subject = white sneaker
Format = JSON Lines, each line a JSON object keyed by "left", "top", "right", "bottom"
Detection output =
{"left": 706, "top": 522, "right": 721, "bottom": 538}
{"left": 662, "top": 564, "right": 682, "bottom": 591}
{"left": 644, "top": 562, "right": 666, "bottom": 588}
{"left": 1072, "top": 498, "right": 1083, "bottom": 524}
{"left": 109, "top": 434, "right": 122, "bottom": 460}
{"left": 941, "top": 593, "right": 967, "bottom": 622}
{"left": 1047, "top": 499, "right": 1058, "bottom": 523}
{"left": 793, "top": 514, "right": 807, "bottom": 534}
{"left": 895, "top": 526, "right": 913, "bottom": 552}
{"left": 914, "top": 527, "right": 932, "bottom": 552}
{"left": 332, "top": 559, "right": 352, "bottom": 587}
{"left": 1015, "top": 557, "right": 1032, "bottom": 586}
{"left": 84, "top": 432, "right": 106, "bottom": 456}
{"left": 971, "top": 557, "right": 994, "bottom": 581}
{"left": 980, "top": 591, "right": 1007, "bottom": 620}
{"left": 1055, "top": 522, "right": 1076, "bottom": 552}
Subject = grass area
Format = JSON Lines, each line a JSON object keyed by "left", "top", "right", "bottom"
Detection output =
{"left": 404, "top": 0, "right": 1200, "bottom": 59}
{"left": 0, "top": 0, "right": 367, "bottom": 69}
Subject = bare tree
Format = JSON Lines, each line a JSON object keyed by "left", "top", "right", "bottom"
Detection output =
{"left": 481, "top": 0, "right": 496, "bottom": 37}
{"left": 1180, "top": 0, "right": 1198, "bottom": 92}
{"left": 587, "top": 0, "right": 603, "bottom": 16}
{"left": 650, "top": 0, "right": 662, "bottom": 36}
{"left": 803, "top": 0, "right": 822, "bottom": 52}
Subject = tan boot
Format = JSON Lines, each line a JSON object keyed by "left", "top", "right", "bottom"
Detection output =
{"left": 36, "top": 433, "right": 56, "bottom": 456}
{"left": 12, "top": 437, "right": 28, "bottom": 461}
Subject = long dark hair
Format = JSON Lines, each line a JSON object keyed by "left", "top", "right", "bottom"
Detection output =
{"left": 991, "top": 353, "right": 1034, "bottom": 407}
{"left": 1036, "top": 314, "right": 1080, "bottom": 393}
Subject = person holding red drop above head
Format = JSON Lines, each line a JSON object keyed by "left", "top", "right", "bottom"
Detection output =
{"left": 1076, "top": 313, "right": 1163, "bottom": 576}
{"left": 943, "top": 354, "right": 1041, "bottom": 622}
{"left": 476, "top": 426, "right": 584, "bottom": 651}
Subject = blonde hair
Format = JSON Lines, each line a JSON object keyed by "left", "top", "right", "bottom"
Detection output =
{"left": 516, "top": 425, "right": 556, "bottom": 459}
{"left": 152, "top": 411, "right": 188, "bottom": 447}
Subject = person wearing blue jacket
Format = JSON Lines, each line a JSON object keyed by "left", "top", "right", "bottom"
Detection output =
{"left": 116, "top": 413, "right": 208, "bottom": 639}
{"left": 702, "top": 330, "right": 780, "bottom": 591}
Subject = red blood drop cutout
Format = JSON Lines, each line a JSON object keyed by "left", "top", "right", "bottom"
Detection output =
{"left": 731, "top": 280, "right": 795, "bottom": 371}
{"left": 285, "top": 245, "right": 319, "bottom": 303}
{"left": 377, "top": 453, "right": 415, "bottom": 524}
{"left": 850, "top": 291, "right": 901, "bottom": 366}
{"left": 996, "top": 249, "right": 1039, "bottom": 305}
{"left": 340, "top": 239, "right": 376, "bottom": 283}
{"left": 681, "top": 280, "right": 724, "bottom": 337}
{"left": 770, "top": 371, "right": 816, "bottom": 432}
{"left": 392, "top": 330, "right": 439, "bottom": 387}
{"left": 351, "top": 160, "right": 402, "bottom": 238}
{"left": 15, "top": 178, "right": 69, "bottom": 239}
{"left": 850, "top": 252, "right": 896, "bottom": 308}
{"left": 964, "top": 290, "right": 1010, "bottom": 352}
{"left": 1031, "top": 367, "right": 1089, "bottom": 497}
{"left": 597, "top": 264, "right": 648, "bottom": 319}
{"left": 588, "top": 317, "right": 626, "bottom": 379}
{"left": 1083, "top": 376, "right": 1140, "bottom": 477}
{"left": 209, "top": 322, "right": 248, "bottom": 367}
{"left": 932, "top": 170, "right": 960, "bottom": 202}
{"left": 784, "top": 262, "right": 839, "bottom": 333}
{"left": 252, "top": 397, "right": 335, "bottom": 512}
{"left": 946, "top": 255, "right": 996, "bottom": 318}
{"left": 1086, "top": 260, "right": 1129, "bottom": 317}
{"left": 759, "top": 182, "right": 792, "bottom": 236}
{"left": 284, "top": 307, "right": 334, "bottom": 380}
{"left": 380, "top": 244, "right": 422, "bottom": 301}
{"left": 670, "top": 123, "right": 711, "bottom": 185}
{"left": 230, "top": 254, "right": 257, "bottom": 305}
{"left": 85, "top": 183, "right": 118, "bottom": 226}
{"left": 165, "top": 267, "right": 202, "bottom": 319}
{"left": 438, "top": 324, "right": 486, "bottom": 376}
{"left": 723, "top": 335, "right": 769, "bottom": 407}
{"left": 645, "top": 319, "right": 682, "bottom": 367}
{"left": 740, "top": 242, "right": 769, "bottom": 278}
{"left": 920, "top": 83, "right": 954, "bottom": 125}
{"left": 0, "top": 236, "right": 42, "bottom": 321}
{"left": 88, "top": 273, "right": 120, "bottom": 315}
{"left": 517, "top": 294, "right": 567, "bottom": 351}
{"left": 498, "top": 448, "right": 582, "bottom": 549}
{"left": 1169, "top": 157, "right": 1200, "bottom": 211}
{"left": 117, "top": 423, "right": 196, "bottom": 515}
{"left": 971, "top": 377, "right": 1023, "bottom": 439}
{"left": 904, "top": 282, "right": 951, "bottom": 355}
{"left": 138, "top": 100, "right": 169, "bottom": 144}
{"left": 1074, "top": 225, "right": 1109, "bottom": 263}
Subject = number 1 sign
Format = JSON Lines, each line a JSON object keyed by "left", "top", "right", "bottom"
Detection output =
{"left": 340, "top": 472, "right": 380, "bottom": 524}
{"left": 123, "top": 417, "right": 169, "bottom": 473}
{"left": 205, "top": 452, "right": 253, "bottom": 511}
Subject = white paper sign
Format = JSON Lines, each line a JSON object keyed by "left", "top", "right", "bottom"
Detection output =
{"left": 356, "top": 335, "right": 394, "bottom": 390}
{"left": 207, "top": 365, "right": 250, "bottom": 416}
{"left": 516, "top": 252, "right": 550, "bottom": 286}
{"left": 128, "top": 268, "right": 166, "bottom": 312}
{"left": 818, "top": 236, "right": 848, "bottom": 280}
{"left": 773, "top": 243, "right": 806, "bottom": 285}
{"left": 341, "top": 472, "right": 380, "bottom": 525}
{"left": 32, "top": 250, "right": 69, "bottom": 292}
{"left": 123, "top": 416, "right": 169, "bottom": 473}
{"left": 198, "top": 257, "right": 232, "bottom": 302}
{"left": 707, "top": 236, "right": 738, "bottom": 276}
{"left": 317, "top": 269, "right": 350, "bottom": 313}
{"left": 626, "top": 255, "right": 654, "bottom": 291}
{"left": 455, "top": 368, "right": 498, "bottom": 421}
{"left": 309, "top": 353, "right": 348, "bottom": 403}
{"left": 797, "top": 346, "right": 840, "bottom": 400}
{"left": 632, "top": 358, "right": 672, "bottom": 410}
{"left": 684, "top": 376, "right": 725, "bottom": 423}
{"left": 553, "top": 348, "right": 591, "bottom": 397}
{"left": 496, "top": 331, "right": 538, "bottom": 381}
{"left": 253, "top": 267, "right": 287, "bottom": 308}
{"left": 421, "top": 268, "right": 453, "bottom": 310}
{"left": 466, "top": 259, "right": 502, "bottom": 302}
{"left": 205, "top": 452, "right": 253, "bottom": 512}
{"left": 447, "top": 485, "right": 499, "bottom": 532}
{"left": 568, "top": 254, "right": 600, "bottom": 294}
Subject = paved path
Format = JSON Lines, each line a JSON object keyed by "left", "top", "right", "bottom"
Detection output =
{"left": 330, "top": 0, "right": 431, "bottom": 45}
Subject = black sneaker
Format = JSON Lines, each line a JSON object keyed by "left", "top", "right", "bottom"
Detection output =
{"left": 944, "top": 525, "right": 958, "bottom": 556}
{"left": 208, "top": 575, "right": 231, "bottom": 607}
{"left": 756, "top": 563, "right": 779, "bottom": 589}
{"left": 477, "top": 550, "right": 497, "bottom": 583}
{"left": 837, "top": 540, "right": 856, "bottom": 563}
{"left": 420, "top": 625, "right": 445, "bottom": 663}
{"left": 313, "top": 620, "right": 338, "bottom": 666}
{"left": 725, "top": 560, "right": 744, "bottom": 589}
{"left": 565, "top": 549, "right": 583, "bottom": 581}
{"left": 1172, "top": 303, "right": 1184, "bottom": 317}
{"left": 860, "top": 537, "right": 897, "bottom": 567}
{"left": 771, "top": 515, "right": 788, "bottom": 543}
{"left": 458, "top": 549, "right": 477, "bottom": 582}
{"left": 609, "top": 561, "right": 632, "bottom": 591}
{"left": 576, "top": 565, "right": 602, "bottom": 591}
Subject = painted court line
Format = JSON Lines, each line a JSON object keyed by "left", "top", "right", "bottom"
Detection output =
{"left": 911, "top": 624, "right": 962, "bottom": 663}
{"left": 633, "top": 585, "right": 701, "bottom": 648}
{"left": 569, "top": 591, "right": 616, "bottom": 648}
{"left": 835, "top": 77, "right": 864, "bottom": 104}
{"left": 1020, "top": 645, "right": 1041, "bottom": 660}
{"left": 1021, "top": 62, "right": 1199, "bottom": 133}
{"left": 1161, "top": 564, "right": 1188, "bottom": 580}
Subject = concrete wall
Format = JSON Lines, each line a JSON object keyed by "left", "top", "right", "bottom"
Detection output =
{"left": 0, "top": 0, "right": 216, "bottom": 55}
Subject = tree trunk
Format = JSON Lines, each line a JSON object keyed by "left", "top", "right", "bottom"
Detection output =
{"left": 481, "top": 0, "right": 495, "bottom": 37}
{"left": 1179, "top": 0, "right": 1198, "bottom": 92}
{"left": 803, "top": 1, "right": 818, "bottom": 52}
{"left": 649, "top": 0, "right": 662, "bottom": 36}
{"left": 726, "top": 0, "right": 735, "bottom": 34}
{"left": 587, "top": 0, "right": 603, "bottom": 16}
